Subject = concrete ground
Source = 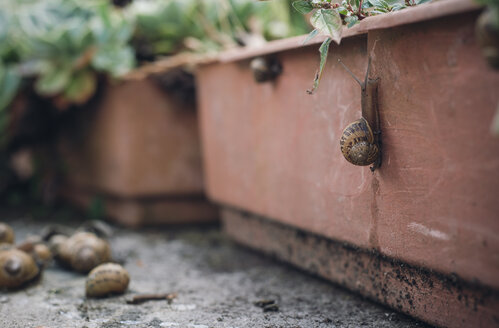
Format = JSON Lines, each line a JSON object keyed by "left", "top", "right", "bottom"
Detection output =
{"left": 0, "top": 208, "right": 431, "bottom": 328}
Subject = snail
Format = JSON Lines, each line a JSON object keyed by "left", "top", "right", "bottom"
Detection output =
{"left": 338, "top": 58, "right": 382, "bottom": 171}
{"left": 0, "top": 248, "right": 39, "bottom": 288}
{"left": 17, "top": 237, "right": 53, "bottom": 268}
{"left": 476, "top": 7, "right": 499, "bottom": 70}
{"left": 0, "top": 223, "right": 15, "bottom": 244}
{"left": 47, "top": 234, "right": 68, "bottom": 256}
{"left": 250, "top": 57, "right": 282, "bottom": 83}
{"left": 58, "top": 232, "right": 111, "bottom": 273}
{"left": 85, "top": 263, "right": 130, "bottom": 298}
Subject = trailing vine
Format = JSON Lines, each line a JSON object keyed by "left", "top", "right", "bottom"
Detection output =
{"left": 292, "top": 0, "right": 431, "bottom": 93}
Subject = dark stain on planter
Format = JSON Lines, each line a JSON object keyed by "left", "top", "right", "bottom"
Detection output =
{"left": 222, "top": 207, "right": 499, "bottom": 328}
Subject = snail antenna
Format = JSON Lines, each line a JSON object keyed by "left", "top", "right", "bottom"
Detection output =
{"left": 337, "top": 59, "right": 363, "bottom": 87}
{"left": 364, "top": 56, "right": 372, "bottom": 86}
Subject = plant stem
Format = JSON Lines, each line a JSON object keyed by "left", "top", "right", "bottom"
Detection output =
{"left": 358, "top": 0, "right": 363, "bottom": 15}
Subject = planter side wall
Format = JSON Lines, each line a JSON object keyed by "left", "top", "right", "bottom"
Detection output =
{"left": 60, "top": 79, "right": 204, "bottom": 197}
{"left": 59, "top": 78, "right": 219, "bottom": 225}
{"left": 198, "top": 12, "right": 499, "bottom": 290}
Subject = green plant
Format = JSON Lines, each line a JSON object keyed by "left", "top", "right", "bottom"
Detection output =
{"left": 292, "top": 0, "right": 430, "bottom": 93}
{"left": 0, "top": 0, "right": 134, "bottom": 116}
{"left": 127, "top": 0, "right": 310, "bottom": 61}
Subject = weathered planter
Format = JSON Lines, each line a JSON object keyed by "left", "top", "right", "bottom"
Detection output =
{"left": 197, "top": 0, "right": 499, "bottom": 326}
{"left": 59, "top": 76, "right": 218, "bottom": 226}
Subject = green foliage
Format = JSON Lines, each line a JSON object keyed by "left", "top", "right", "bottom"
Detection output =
{"left": 311, "top": 9, "right": 342, "bottom": 43}
{"left": 127, "top": 0, "right": 311, "bottom": 59}
{"left": 6, "top": 0, "right": 134, "bottom": 103}
{"left": 307, "top": 38, "right": 332, "bottom": 94}
{"left": 293, "top": 0, "right": 427, "bottom": 93}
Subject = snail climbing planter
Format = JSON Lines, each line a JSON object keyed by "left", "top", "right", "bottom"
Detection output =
{"left": 58, "top": 75, "right": 218, "bottom": 227}
{"left": 196, "top": 0, "right": 499, "bottom": 327}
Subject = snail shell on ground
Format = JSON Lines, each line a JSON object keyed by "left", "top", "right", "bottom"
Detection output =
{"left": 17, "top": 239, "right": 53, "bottom": 268}
{"left": 340, "top": 117, "right": 379, "bottom": 166}
{"left": 0, "top": 248, "right": 39, "bottom": 288}
{"left": 48, "top": 234, "right": 68, "bottom": 256}
{"left": 58, "top": 232, "right": 111, "bottom": 273}
{"left": 0, "top": 223, "right": 14, "bottom": 244}
{"left": 85, "top": 263, "right": 130, "bottom": 298}
{"left": 32, "top": 244, "right": 52, "bottom": 267}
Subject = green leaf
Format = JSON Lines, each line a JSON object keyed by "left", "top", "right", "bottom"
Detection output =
{"left": 310, "top": 9, "right": 342, "bottom": 44}
{"left": 337, "top": 6, "right": 349, "bottom": 15}
{"left": 35, "top": 65, "right": 72, "bottom": 96}
{"left": 302, "top": 29, "right": 319, "bottom": 45}
{"left": 344, "top": 15, "right": 359, "bottom": 27}
{"left": 292, "top": 1, "right": 314, "bottom": 14}
{"left": 92, "top": 45, "right": 134, "bottom": 77}
{"left": 63, "top": 70, "right": 97, "bottom": 104}
{"left": 307, "top": 37, "right": 332, "bottom": 95}
{"left": 0, "top": 64, "right": 21, "bottom": 112}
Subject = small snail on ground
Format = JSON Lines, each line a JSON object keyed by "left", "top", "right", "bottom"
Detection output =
{"left": 48, "top": 234, "right": 68, "bottom": 256}
{"left": 17, "top": 237, "right": 53, "bottom": 268}
{"left": 0, "top": 223, "right": 14, "bottom": 244}
{"left": 0, "top": 248, "right": 39, "bottom": 288}
{"left": 85, "top": 263, "right": 130, "bottom": 298}
{"left": 338, "top": 57, "right": 382, "bottom": 171}
{"left": 58, "top": 232, "right": 111, "bottom": 273}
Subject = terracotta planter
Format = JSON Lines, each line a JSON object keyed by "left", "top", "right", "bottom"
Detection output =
{"left": 59, "top": 77, "right": 218, "bottom": 226}
{"left": 197, "top": 0, "right": 499, "bottom": 326}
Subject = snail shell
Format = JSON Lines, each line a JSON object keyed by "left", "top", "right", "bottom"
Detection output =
{"left": 0, "top": 248, "right": 39, "bottom": 288}
{"left": 85, "top": 263, "right": 130, "bottom": 298}
{"left": 32, "top": 244, "right": 52, "bottom": 267}
{"left": 0, "top": 223, "right": 14, "bottom": 244}
{"left": 58, "top": 232, "right": 111, "bottom": 273}
{"left": 48, "top": 234, "right": 68, "bottom": 256}
{"left": 340, "top": 117, "right": 379, "bottom": 166}
{"left": 17, "top": 239, "right": 52, "bottom": 268}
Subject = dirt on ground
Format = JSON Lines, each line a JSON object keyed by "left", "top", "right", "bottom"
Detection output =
{"left": 0, "top": 207, "right": 432, "bottom": 328}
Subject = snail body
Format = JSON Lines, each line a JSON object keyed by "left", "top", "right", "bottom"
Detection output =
{"left": 0, "top": 248, "right": 39, "bottom": 288}
{"left": 0, "top": 223, "right": 14, "bottom": 244}
{"left": 340, "top": 118, "right": 379, "bottom": 166}
{"left": 86, "top": 263, "right": 129, "bottom": 298}
{"left": 338, "top": 58, "right": 381, "bottom": 171}
{"left": 58, "top": 232, "right": 111, "bottom": 273}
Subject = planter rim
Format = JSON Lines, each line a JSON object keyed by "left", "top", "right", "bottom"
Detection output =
{"left": 215, "top": 0, "right": 480, "bottom": 63}
{"left": 124, "top": 0, "right": 479, "bottom": 78}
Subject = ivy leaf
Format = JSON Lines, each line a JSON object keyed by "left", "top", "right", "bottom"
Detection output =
{"left": 310, "top": 9, "right": 342, "bottom": 44}
{"left": 344, "top": 16, "right": 359, "bottom": 27}
{"left": 302, "top": 29, "right": 319, "bottom": 45}
{"left": 307, "top": 37, "right": 332, "bottom": 94}
{"left": 292, "top": 1, "right": 314, "bottom": 14}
